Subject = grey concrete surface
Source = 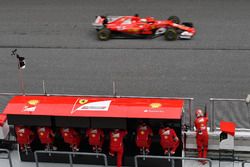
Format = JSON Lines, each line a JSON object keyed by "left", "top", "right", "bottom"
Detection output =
{"left": 1, "top": 48, "right": 250, "bottom": 106}
{"left": 0, "top": 0, "right": 250, "bottom": 49}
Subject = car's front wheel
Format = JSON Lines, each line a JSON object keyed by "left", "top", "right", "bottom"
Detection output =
{"left": 97, "top": 28, "right": 111, "bottom": 41}
{"left": 164, "top": 28, "right": 178, "bottom": 41}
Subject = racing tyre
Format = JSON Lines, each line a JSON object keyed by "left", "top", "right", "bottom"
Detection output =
{"left": 164, "top": 28, "right": 178, "bottom": 41}
{"left": 168, "top": 16, "right": 180, "bottom": 24}
{"left": 97, "top": 28, "right": 111, "bottom": 41}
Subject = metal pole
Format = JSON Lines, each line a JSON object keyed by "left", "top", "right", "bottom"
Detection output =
{"left": 211, "top": 99, "right": 215, "bottom": 132}
{"left": 18, "top": 67, "right": 25, "bottom": 95}
{"left": 7, "top": 150, "right": 13, "bottom": 167}
{"left": 34, "top": 150, "right": 108, "bottom": 166}
{"left": 103, "top": 154, "right": 108, "bottom": 166}
{"left": 69, "top": 154, "right": 73, "bottom": 167}
{"left": 242, "top": 160, "right": 250, "bottom": 167}
{"left": 188, "top": 99, "right": 193, "bottom": 130}
{"left": 210, "top": 98, "right": 215, "bottom": 132}
{"left": 34, "top": 151, "right": 39, "bottom": 167}
{"left": 0, "top": 149, "right": 13, "bottom": 167}
{"left": 113, "top": 81, "right": 116, "bottom": 96}
{"left": 43, "top": 80, "right": 47, "bottom": 95}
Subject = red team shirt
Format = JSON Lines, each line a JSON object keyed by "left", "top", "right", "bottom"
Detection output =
{"left": 194, "top": 116, "right": 208, "bottom": 135}
{"left": 37, "top": 127, "right": 55, "bottom": 144}
{"left": 159, "top": 127, "right": 179, "bottom": 149}
{"left": 109, "top": 130, "right": 127, "bottom": 151}
{"left": 60, "top": 128, "right": 80, "bottom": 145}
{"left": 86, "top": 128, "right": 104, "bottom": 146}
{"left": 136, "top": 124, "right": 153, "bottom": 148}
{"left": 15, "top": 126, "right": 34, "bottom": 145}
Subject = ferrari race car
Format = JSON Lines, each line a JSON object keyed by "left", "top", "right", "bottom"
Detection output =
{"left": 92, "top": 15, "right": 196, "bottom": 41}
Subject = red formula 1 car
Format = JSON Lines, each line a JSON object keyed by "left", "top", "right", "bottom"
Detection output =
{"left": 92, "top": 14, "right": 196, "bottom": 41}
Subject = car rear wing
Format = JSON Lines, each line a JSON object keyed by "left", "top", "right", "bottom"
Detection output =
{"left": 92, "top": 16, "right": 122, "bottom": 29}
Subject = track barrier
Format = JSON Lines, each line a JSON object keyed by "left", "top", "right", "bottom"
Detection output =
{"left": 134, "top": 155, "right": 212, "bottom": 167}
{"left": 0, "top": 148, "right": 13, "bottom": 167}
{"left": 242, "top": 160, "right": 250, "bottom": 167}
{"left": 209, "top": 98, "right": 250, "bottom": 132}
{"left": 34, "top": 150, "right": 108, "bottom": 167}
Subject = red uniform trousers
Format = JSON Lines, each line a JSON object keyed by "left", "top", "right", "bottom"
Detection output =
{"left": 196, "top": 131, "right": 208, "bottom": 159}
{"left": 136, "top": 126, "right": 152, "bottom": 149}
{"left": 109, "top": 130, "right": 127, "bottom": 167}
{"left": 160, "top": 139, "right": 179, "bottom": 153}
{"left": 109, "top": 146, "right": 123, "bottom": 167}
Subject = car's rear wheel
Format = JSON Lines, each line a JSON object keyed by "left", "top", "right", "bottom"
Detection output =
{"left": 97, "top": 28, "right": 111, "bottom": 41}
{"left": 164, "top": 28, "right": 178, "bottom": 41}
{"left": 168, "top": 16, "right": 180, "bottom": 24}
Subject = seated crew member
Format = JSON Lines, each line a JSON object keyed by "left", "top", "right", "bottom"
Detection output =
{"left": 194, "top": 109, "right": 209, "bottom": 165}
{"left": 15, "top": 126, "right": 34, "bottom": 152}
{"left": 109, "top": 129, "right": 127, "bottom": 167}
{"left": 159, "top": 126, "right": 179, "bottom": 155}
{"left": 86, "top": 128, "right": 104, "bottom": 152}
{"left": 136, "top": 121, "right": 153, "bottom": 154}
{"left": 37, "top": 126, "right": 57, "bottom": 151}
{"left": 60, "top": 127, "right": 81, "bottom": 152}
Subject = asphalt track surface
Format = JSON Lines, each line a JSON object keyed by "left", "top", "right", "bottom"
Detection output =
{"left": 0, "top": 0, "right": 250, "bottom": 110}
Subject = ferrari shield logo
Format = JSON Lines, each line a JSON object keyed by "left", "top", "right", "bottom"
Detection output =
{"left": 71, "top": 99, "right": 112, "bottom": 114}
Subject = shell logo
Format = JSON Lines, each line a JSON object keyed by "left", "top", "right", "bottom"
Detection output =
{"left": 28, "top": 100, "right": 39, "bottom": 105}
{"left": 79, "top": 99, "right": 88, "bottom": 104}
{"left": 150, "top": 103, "right": 162, "bottom": 108}
{"left": 92, "top": 134, "right": 96, "bottom": 138}
{"left": 40, "top": 132, "right": 44, "bottom": 136}
{"left": 140, "top": 131, "right": 145, "bottom": 135}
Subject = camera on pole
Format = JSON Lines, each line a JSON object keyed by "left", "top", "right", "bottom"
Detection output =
{"left": 17, "top": 55, "right": 26, "bottom": 69}
{"left": 11, "top": 49, "right": 26, "bottom": 69}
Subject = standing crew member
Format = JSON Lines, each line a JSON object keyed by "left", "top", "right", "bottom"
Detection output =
{"left": 194, "top": 109, "right": 208, "bottom": 165}
{"left": 136, "top": 122, "right": 153, "bottom": 154}
{"left": 159, "top": 126, "right": 179, "bottom": 155}
{"left": 86, "top": 128, "right": 104, "bottom": 152}
{"left": 109, "top": 129, "right": 127, "bottom": 167}
{"left": 60, "top": 128, "right": 81, "bottom": 152}
{"left": 37, "top": 126, "right": 57, "bottom": 151}
{"left": 15, "top": 126, "right": 34, "bottom": 152}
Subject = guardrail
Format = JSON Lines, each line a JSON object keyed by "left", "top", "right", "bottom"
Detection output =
{"left": 34, "top": 150, "right": 108, "bottom": 167}
{"left": 209, "top": 98, "right": 250, "bottom": 132}
{"left": 0, "top": 149, "right": 13, "bottom": 167}
{"left": 242, "top": 160, "right": 250, "bottom": 167}
{"left": 134, "top": 155, "right": 212, "bottom": 167}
